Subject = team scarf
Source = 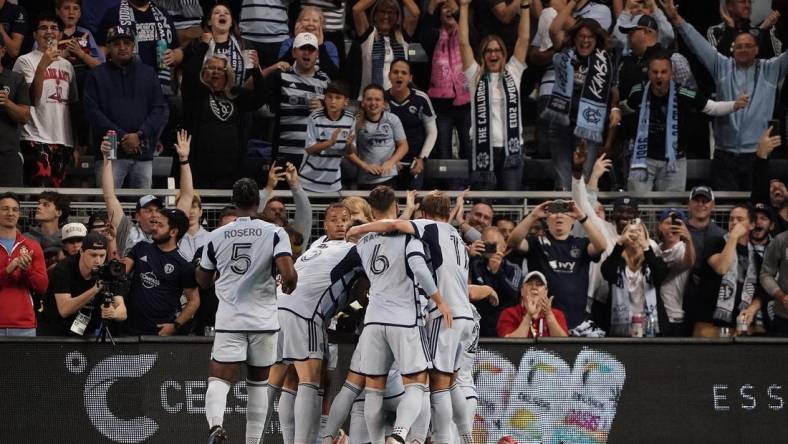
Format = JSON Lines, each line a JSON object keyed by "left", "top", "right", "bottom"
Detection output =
{"left": 206, "top": 35, "right": 245, "bottom": 88}
{"left": 119, "top": 0, "right": 174, "bottom": 91}
{"left": 427, "top": 27, "right": 470, "bottom": 106}
{"left": 541, "top": 47, "right": 611, "bottom": 143}
{"left": 632, "top": 81, "right": 679, "bottom": 171}
{"left": 371, "top": 29, "right": 406, "bottom": 87}
{"left": 714, "top": 235, "right": 758, "bottom": 324}
{"left": 609, "top": 263, "right": 659, "bottom": 337}
{"left": 471, "top": 69, "right": 521, "bottom": 184}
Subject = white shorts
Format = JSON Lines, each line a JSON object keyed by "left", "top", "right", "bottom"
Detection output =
{"left": 424, "top": 317, "right": 477, "bottom": 374}
{"left": 349, "top": 343, "right": 364, "bottom": 374}
{"left": 455, "top": 367, "right": 477, "bottom": 399}
{"left": 356, "top": 324, "right": 429, "bottom": 376}
{"left": 278, "top": 310, "right": 326, "bottom": 361}
{"left": 211, "top": 331, "right": 279, "bottom": 367}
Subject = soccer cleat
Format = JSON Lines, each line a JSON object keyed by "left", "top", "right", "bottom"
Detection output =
{"left": 207, "top": 425, "right": 227, "bottom": 444}
{"left": 386, "top": 435, "right": 406, "bottom": 444}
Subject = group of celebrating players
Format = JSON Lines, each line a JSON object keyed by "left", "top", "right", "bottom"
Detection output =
{"left": 196, "top": 178, "right": 483, "bottom": 444}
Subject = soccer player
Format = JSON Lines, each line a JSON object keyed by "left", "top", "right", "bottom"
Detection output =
{"left": 196, "top": 178, "right": 297, "bottom": 444}
{"left": 349, "top": 186, "right": 452, "bottom": 444}
{"left": 347, "top": 191, "right": 476, "bottom": 444}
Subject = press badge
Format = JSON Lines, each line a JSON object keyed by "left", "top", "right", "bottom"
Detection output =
{"left": 70, "top": 312, "right": 91, "bottom": 336}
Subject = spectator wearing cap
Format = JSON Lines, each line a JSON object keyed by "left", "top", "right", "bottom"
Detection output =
{"left": 101, "top": 128, "right": 194, "bottom": 257}
{"left": 84, "top": 24, "right": 166, "bottom": 189}
{"left": 612, "top": 4, "right": 674, "bottom": 55}
{"left": 277, "top": 7, "right": 340, "bottom": 77}
{"left": 121, "top": 208, "right": 199, "bottom": 336}
{"left": 623, "top": 52, "right": 748, "bottom": 193}
{"left": 261, "top": 32, "right": 330, "bottom": 169}
{"left": 13, "top": 12, "right": 78, "bottom": 187}
{"left": 87, "top": 211, "right": 119, "bottom": 260}
{"left": 686, "top": 185, "right": 726, "bottom": 270}
{"left": 177, "top": 191, "right": 210, "bottom": 262}
{"left": 60, "top": 222, "right": 87, "bottom": 258}
{"left": 760, "top": 229, "right": 788, "bottom": 335}
{"left": 0, "top": 192, "right": 48, "bottom": 336}
{"left": 0, "top": 33, "right": 30, "bottom": 187}
{"left": 24, "top": 191, "right": 71, "bottom": 264}
{"left": 663, "top": 2, "right": 788, "bottom": 191}
{"left": 496, "top": 271, "right": 568, "bottom": 338}
{"left": 752, "top": 126, "right": 787, "bottom": 234}
{"left": 44, "top": 232, "right": 127, "bottom": 336}
{"left": 508, "top": 199, "right": 608, "bottom": 329}
{"left": 751, "top": 202, "right": 775, "bottom": 248}
{"left": 655, "top": 208, "right": 695, "bottom": 336}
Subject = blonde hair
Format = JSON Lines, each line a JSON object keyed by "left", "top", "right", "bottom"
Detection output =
{"left": 343, "top": 196, "right": 373, "bottom": 223}
{"left": 298, "top": 6, "right": 325, "bottom": 28}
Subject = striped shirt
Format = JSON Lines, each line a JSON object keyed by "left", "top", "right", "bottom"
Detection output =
{"left": 240, "top": 0, "right": 290, "bottom": 44}
{"left": 272, "top": 67, "right": 331, "bottom": 156}
{"left": 301, "top": 109, "right": 355, "bottom": 192}
{"left": 301, "top": 0, "right": 346, "bottom": 32}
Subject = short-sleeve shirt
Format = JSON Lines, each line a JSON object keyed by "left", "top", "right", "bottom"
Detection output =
{"left": 48, "top": 254, "right": 102, "bottom": 336}
{"left": 0, "top": 68, "right": 30, "bottom": 154}
{"left": 0, "top": 2, "right": 28, "bottom": 68}
{"left": 13, "top": 50, "right": 77, "bottom": 147}
{"left": 525, "top": 233, "right": 599, "bottom": 328}
{"left": 657, "top": 241, "right": 690, "bottom": 321}
{"left": 125, "top": 242, "right": 197, "bottom": 334}
{"left": 385, "top": 88, "right": 436, "bottom": 161}
{"left": 464, "top": 57, "right": 526, "bottom": 148}
{"left": 200, "top": 217, "right": 292, "bottom": 332}
{"left": 301, "top": 109, "right": 355, "bottom": 192}
{"left": 356, "top": 111, "right": 407, "bottom": 185}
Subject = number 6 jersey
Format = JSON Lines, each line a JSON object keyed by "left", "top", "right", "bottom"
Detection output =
{"left": 199, "top": 217, "right": 293, "bottom": 332}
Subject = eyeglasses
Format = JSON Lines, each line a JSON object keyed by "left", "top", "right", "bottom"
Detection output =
{"left": 37, "top": 25, "right": 60, "bottom": 31}
{"left": 733, "top": 44, "right": 756, "bottom": 50}
{"left": 0, "top": 206, "right": 20, "bottom": 213}
{"left": 483, "top": 47, "right": 503, "bottom": 54}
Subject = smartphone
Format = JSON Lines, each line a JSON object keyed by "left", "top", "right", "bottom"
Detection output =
{"left": 670, "top": 213, "right": 680, "bottom": 226}
{"left": 484, "top": 242, "right": 498, "bottom": 254}
{"left": 273, "top": 156, "right": 288, "bottom": 168}
{"left": 768, "top": 119, "right": 781, "bottom": 135}
{"left": 546, "top": 200, "right": 571, "bottom": 214}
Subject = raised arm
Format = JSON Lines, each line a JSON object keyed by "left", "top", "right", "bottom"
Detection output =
{"left": 508, "top": 202, "right": 550, "bottom": 252}
{"left": 286, "top": 163, "right": 313, "bottom": 247}
{"left": 100, "top": 142, "right": 125, "bottom": 230}
{"left": 459, "top": 0, "right": 476, "bottom": 70}
{"left": 352, "top": 0, "right": 376, "bottom": 36}
{"left": 661, "top": 0, "right": 725, "bottom": 75}
{"left": 491, "top": 0, "right": 522, "bottom": 25}
{"left": 549, "top": 0, "right": 576, "bottom": 50}
{"left": 402, "top": 0, "right": 421, "bottom": 38}
{"left": 512, "top": 0, "right": 531, "bottom": 64}
{"left": 174, "top": 130, "right": 194, "bottom": 215}
{"left": 708, "top": 225, "right": 746, "bottom": 276}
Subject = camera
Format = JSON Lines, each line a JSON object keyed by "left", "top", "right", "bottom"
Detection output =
{"left": 91, "top": 259, "right": 129, "bottom": 305}
{"left": 484, "top": 242, "right": 498, "bottom": 254}
{"left": 546, "top": 200, "right": 571, "bottom": 214}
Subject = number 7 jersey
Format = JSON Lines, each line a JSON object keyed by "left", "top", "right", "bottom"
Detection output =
{"left": 199, "top": 216, "right": 293, "bottom": 332}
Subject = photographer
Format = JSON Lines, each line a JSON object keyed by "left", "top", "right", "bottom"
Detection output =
{"left": 48, "top": 232, "right": 127, "bottom": 337}
{"left": 122, "top": 208, "right": 199, "bottom": 336}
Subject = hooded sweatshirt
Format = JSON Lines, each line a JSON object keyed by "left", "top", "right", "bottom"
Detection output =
{"left": 0, "top": 231, "right": 48, "bottom": 329}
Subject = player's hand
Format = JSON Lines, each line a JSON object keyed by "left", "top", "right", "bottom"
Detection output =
{"left": 345, "top": 225, "right": 364, "bottom": 242}
{"left": 157, "top": 323, "right": 177, "bottom": 336}
{"left": 437, "top": 300, "right": 453, "bottom": 328}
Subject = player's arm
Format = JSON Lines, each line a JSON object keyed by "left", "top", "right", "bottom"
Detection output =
{"left": 407, "top": 240, "right": 452, "bottom": 327}
{"left": 195, "top": 267, "right": 216, "bottom": 289}
{"left": 346, "top": 219, "right": 415, "bottom": 239}
{"left": 196, "top": 241, "right": 217, "bottom": 289}
{"left": 276, "top": 255, "right": 297, "bottom": 294}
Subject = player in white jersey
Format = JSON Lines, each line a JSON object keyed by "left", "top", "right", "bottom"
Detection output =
{"left": 195, "top": 179, "right": 297, "bottom": 444}
{"left": 346, "top": 186, "right": 452, "bottom": 444}
{"left": 346, "top": 191, "right": 476, "bottom": 444}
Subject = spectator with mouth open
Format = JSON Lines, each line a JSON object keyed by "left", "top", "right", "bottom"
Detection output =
{"left": 497, "top": 271, "right": 568, "bottom": 338}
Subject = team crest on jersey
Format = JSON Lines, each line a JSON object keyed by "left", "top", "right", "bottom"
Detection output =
{"left": 19, "top": 246, "right": 30, "bottom": 256}
{"left": 570, "top": 247, "right": 582, "bottom": 259}
{"left": 140, "top": 272, "right": 160, "bottom": 289}
{"left": 380, "top": 124, "right": 391, "bottom": 134}
{"left": 209, "top": 96, "right": 234, "bottom": 122}
{"left": 408, "top": 105, "right": 417, "bottom": 114}
{"left": 164, "top": 263, "right": 175, "bottom": 274}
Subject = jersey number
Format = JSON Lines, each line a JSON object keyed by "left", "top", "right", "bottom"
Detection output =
{"left": 369, "top": 244, "right": 390, "bottom": 275}
{"left": 449, "top": 234, "right": 468, "bottom": 270}
{"left": 230, "top": 243, "right": 252, "bottom": 275}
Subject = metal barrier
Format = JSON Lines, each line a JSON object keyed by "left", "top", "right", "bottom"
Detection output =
{"left": 1, "top": 336, "right": 785, "bottom": 443}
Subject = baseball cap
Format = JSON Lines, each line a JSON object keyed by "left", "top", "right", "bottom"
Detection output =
{"left": 106, "top": 25, "right": 136, "bottom": 43}
{"left": 524, "top": 271, "right": 547, "bottom": 286}
{"left": 136, "top": 194, "right": 163, "bottom": 211}
{"left": 658, "top": 208, "right": 688, "bottom": 224}
{"left": 690, "top": 185, "right": 715, "bottom": 202}
{"left": 293, "top": 32, "right": 319, "bottom": 49}
{"left": 619, "top": 14, "right": 659, "bottom": 34}
{"left": 61, "top": 222, "right": 87, "bottom": 242}
{"left": 81, "top": 232, "right": 108, "bottom": 251}
{"left": 753, "top": 202, "right": 776, "bottom": 221}
{"left": 613, "top": 196, "right": 639, "bottom": 213}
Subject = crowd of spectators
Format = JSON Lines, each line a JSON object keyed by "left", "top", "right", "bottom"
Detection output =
{"left": 0, "top": 0, "right": 781, "bottom": 192}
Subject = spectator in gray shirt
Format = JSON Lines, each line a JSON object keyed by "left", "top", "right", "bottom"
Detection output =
{"left": 760, "top": 230, "right": 788, "bottom": 336}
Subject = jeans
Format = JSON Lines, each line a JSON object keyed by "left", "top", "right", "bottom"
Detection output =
{"left": 397, "top": 163, "right": 425, "bottom": 190}
{"left": 96, "top": 159, "right": 153, "bottom": 189}
{"left": 434, "top": 101, "right": 472, "bottom": 160}
{"left": 470, "top": 147, "right": 524, "bottom": 191}
{"left": 534, "top": 96, "right": 552, "bottom": 159}
{"left": 711, "top": 150, "right": 755, "bottom": 191}
{"left": 548, "top": 124, "right": 599, "bottom": 191}
{"left": 627, "top": 157, "right": 687, "bottom": 192}
{"left": 0, "top": 328, "right": 36, "bottom": 336}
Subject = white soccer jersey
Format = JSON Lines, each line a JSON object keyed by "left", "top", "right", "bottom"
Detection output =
{"left": 357, "top": 232, "right": 425, "bottom": 327}
{"left": 278, "top": 237, "right": 363, "bottom": 321}
{"left": 200, "top": 217, "right": 292, "bottom": 332}
{"left": 411, "top": 219, "right": 473, "bottom": 320}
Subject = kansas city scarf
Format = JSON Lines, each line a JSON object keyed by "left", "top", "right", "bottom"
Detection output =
{"left": 713, "top": 236, "right": 758, "bottom": 324}
{"left": 371, "top": 30, "right": 406, "bottom": 87}
{"left": 541, "top": 48, "right": 611, "bottom": 143}
{"left": 206, "top": 36, "right": 244, "bottom": 88}
{"left": 119, "top": 0, "right": 174, "bottom": 91}
{"left": 632, "top": 80, "right": 679, "bottom": 171}
{"left": 471, "top": 70, "right": 521, "bottom": 184}
{"left": 610, "top": 265, "right": 659, "bottom": 337}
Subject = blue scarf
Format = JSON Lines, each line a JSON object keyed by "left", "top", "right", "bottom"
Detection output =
{"left": 632, "top": 80, "right": 679, "bottom": 172}
{"left": 541, "top": 48, "right": 611, "bottom": 143}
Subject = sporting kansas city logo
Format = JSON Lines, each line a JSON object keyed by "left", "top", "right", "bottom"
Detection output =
{"left": 582, "top": 107, "right": 602, "bottom": 124}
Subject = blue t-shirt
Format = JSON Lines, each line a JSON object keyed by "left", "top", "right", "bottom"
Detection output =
{"left": 525, "top": 233, "right": 600, "bottom": 329}
{"left": 125, "top": 241, "right": 196, "bottom": 335}
{"left": 0, "top": 237, "right": 14, "bottom": 254}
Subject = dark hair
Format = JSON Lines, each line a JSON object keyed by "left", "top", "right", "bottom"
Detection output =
{"left": 420, "top": 191, "right": 450, "bottom": 219}
{"left": 325, "top": 202, "right": 351, "bottom": 217}
{"left": 219, "top": 205, "right": 238, "bottom": 219}
{"left": 56, "top": 0, "right": 81, "bottom": 8}
{"left": 0, "top": 192, "right": 20, "bottom": 206}
{"left": 390, "top": 58, "right": 411, "bottom": 73}
{"left": 368, "top": 186, "right": 397, "bottom": 213}
{"left": 232, "top": 178, "right": 260, "bottom": 210}
{"left": 473, "top": 201, "right": 494, "bottom": 214}
{"left": 326, "top": 80, "right": 351, "bottom": 98}
{"left": 646, "top": 50, "right": 673, "bottom": 68}
{"left": 87, "top": 211, "right": 110, "bottom": 230}
{"left": 39, "top": 191, "right": 70, "bottom": 226}
{"left": 731, "top": 203, "right": 755, "bottom": 223}
{"left": 33, "top": 12, "right": 65, "bottom": 31}
{"left": 362, "top": 83, "right": 386, "bottom": 98}
{"left": 563, "top": 18, "right": 610, "bottom": 51}
{"left": 159, "top": 209, "right": 190, "bottom": 242}
{"left": 267, "top": 196, "right": 287, "bottom": 207}
{"left": 492, "top": 215, "right": 514, "bottom": 225}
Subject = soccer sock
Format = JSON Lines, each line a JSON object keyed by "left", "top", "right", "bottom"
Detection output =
{"left": 429, "top": 389, "right": 453, "bottom": 444}
{"left": 324, "top": 381, "right": 363, "bottom": 439}
{"left": 450, "top": 384, "right": 473, "bottom": 444}
{"left": 280, "top": 388, "right": 297, "bottom": 444}
{"left": 350, "top": 399, "right": 370, "bottom": 444}
{"left": 264, "top": 384, "right": 283, "bottom": 435}
{"left": 317, "top": 413, "right": 328, "bottom": 444}
{"left": 392, "top": 383, "right": 428, "bottom": 442}
{"left": 406, "top": 390, "right": 430, "bottom": 444}
{"left": 205, "top": 377, "right": 231, "bottom": 428}
{"left": 294, "top": 382, "right": 321, "bottom": 444}
{"left": 364, "top": 388, "right": 386, "bottom": 444}
{"left": 246, "top": 379, "right": 269, "bottom": 444}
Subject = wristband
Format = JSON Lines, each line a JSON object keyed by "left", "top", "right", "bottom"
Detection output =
{"left": 578, "top": 215, "right": 589, "bottom": 224}
{"left": 179, "top": 159, "right": 189, "bottom": 165}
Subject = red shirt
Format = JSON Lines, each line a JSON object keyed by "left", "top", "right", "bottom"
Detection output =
{"left": 0, "top": 231, "right": 48, "bottom": 328}
{"left": 496, "top": 304, "right": 568, "bottom": 338}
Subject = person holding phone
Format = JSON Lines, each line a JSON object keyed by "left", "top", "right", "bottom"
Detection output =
{"left": 655, "top": 208, "right": 696, "bottom": 335}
